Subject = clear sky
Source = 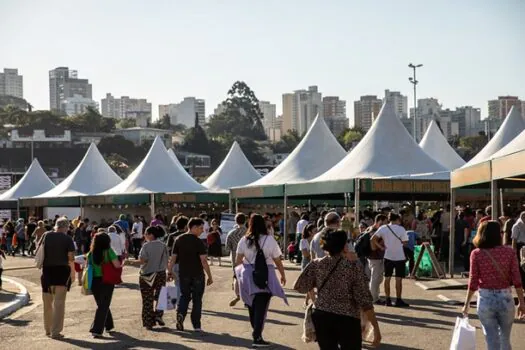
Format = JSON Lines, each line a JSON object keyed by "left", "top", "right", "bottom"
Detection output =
{"left": 1, "top": 0, "right": 524, "bottom": 123}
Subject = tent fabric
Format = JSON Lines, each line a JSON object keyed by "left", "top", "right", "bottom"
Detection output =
{"left": 490, "top": 128, "right": 525, "bottom": 160}
{"left": 463, "top": 106, "right": 525, "bottom": 167}
{"left": 245, "top": 115, "right": 346, "bottom": 186}
{"left": 312, "top": 101, "right": 449, "bottom": 182}
{"left": 202, "top": 141, "right": 261, "bottom": 192}
{"left": 103, "top": 136, "right": 206, "bottom": 194}
{"left": 36, "top": 143, "right": 122, "bottom": 198}
{"left": 419, "top": 120, "right": 466, "bottom": 170}
{"left": 0, "top": 159, "right": 56, "bottom": 200}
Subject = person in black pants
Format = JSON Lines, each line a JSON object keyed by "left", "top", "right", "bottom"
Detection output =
{"left": 86, "top": 232, "right": 122, "bottom": 338}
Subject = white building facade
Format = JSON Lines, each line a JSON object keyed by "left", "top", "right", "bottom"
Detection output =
{"left": 384, "top": 90, "right": 407, "bottom": 118}
{"left": 101, "top": 93, "right": 152, "bottom": 126}
{"left": 0, "top": 68, "right": 23, "bottom": 98}
{"left": 61, "top": 94, "right": 98, "bottom": 116}
{"left": 161, "top": 97, "right": 206, "bottom": 128}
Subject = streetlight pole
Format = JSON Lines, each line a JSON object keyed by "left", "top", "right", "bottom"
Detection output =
{"left": 408, "top": 63, "right": 423, "bottom": 141}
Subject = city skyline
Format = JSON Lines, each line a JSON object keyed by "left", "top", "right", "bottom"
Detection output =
{"left": 1, "top": 1, "right": 524, "bottom": 124}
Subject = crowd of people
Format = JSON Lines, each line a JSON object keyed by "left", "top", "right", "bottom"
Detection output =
{"left": 2, "top": 203, "right": 525, "bottom": 349}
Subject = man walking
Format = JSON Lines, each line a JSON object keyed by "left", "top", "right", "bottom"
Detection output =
{"left": 512, "top": 212, "right": 525, "bottom": 287}
{"left": 225, "top": 213, "right": 247, "bottom": 307}
{"left": 168, "top": 218, "right": 213, "bottom": 332}
{"left": 311, "top": 212, "right": 357, "bottom": 260}
{"left": 39, "top": 217, "right": 76, "bottom": 338}
{"left": 14, "top": 218, "right": 27, "bottom": 256}
{"left": 367, "top": 214, "right": 388, "bottom": 305}
{"left": 372, "top": 213, "right": 409, "bottom": 307}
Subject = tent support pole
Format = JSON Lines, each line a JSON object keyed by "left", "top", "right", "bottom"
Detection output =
{"left": 150, "top": 193, "right": 155, "bottom": 220}
{"left": 16, "top": 199, "right": 20, "bottom": 219}
{"left": 308, "top": 199, "right": 312, "bottom": 212}
{"left": 448, "top": 188, "right": 456, "bottom": 277}
{"left": 283, "top": 191, "right": 288, "bottom": 259}
{"left": 491, "top": 180, "right": 498, "bottom": 220}
{"left": 80, "top": 197, "right": 84, "bottom": 218}
{"left": 499, "top": 188, "right": 504, "bottom": 218}
{"left": 235, "top": 199, "right": 239, "bottom": 213}
{"left": 344, "top": 192, "right": 349, "bottom": 209}
{"left": 228, "top": 192, "right": 233, "bottom": 214}
{"left": 354, "top": 179, "right": 360, "bottom": 228}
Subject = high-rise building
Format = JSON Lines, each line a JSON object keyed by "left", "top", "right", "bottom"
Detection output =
{"left": 161, "top": 97, "right": 205, "bottom": 128}
{"left": 325, "top": 115, "right": 349, "bottom": 137}
{"left": 49, "top": 67, "right": 92, "bottom": 112}
{"left": 410, "top": 98, "right": 441, "bottom": 118}
{"left": 488, "top": 96, "right": 523, "bottom": 120}
{"left": 259, "top": 100, "right": 277, "bottom": 132}
{"left": 61, "top": 94, "right": 98, "bottom": 116}
{"left": 354, "top": 95, "right": 382, "bottom": 131}
{"left": 323, "top": 96, "right": 346, "bottom": 118}
{"left": 384, "top": 90, "right": 407, "bottom": 118}
{"left": 101, "top": 93, "right": 152, "bottom": 126}
{"left": 0, "top": 68, "right": 23, "bottom": 98}
{"left": 281, "top": 86, "right": 323, "bottom": 135}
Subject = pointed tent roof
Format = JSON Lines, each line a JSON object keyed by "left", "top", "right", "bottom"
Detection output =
{"left": 463, "top": 106, "right": 525, "bottom": 167}
{"left": 491, "top": 128, "right": 525, "bottom": 160}
{"left": 0, "top": 159, "right": 55, "bottom": 200}
{"left": 247, "top": 115, "right": 347, "bottom": 186}
{"left": 103, "top": 137, "right": 206, "bottom": 194}
{"left": 419, "top": 120, "right": 466, "bottom": 170}
{"left": 313, "top": 101, "right": 449, "bottom": 182}
{"left": 36, "top": 143, "right": 122, "bottom": 198}
{"left": 202, "top": 141, "right": 262, "bottom": 192}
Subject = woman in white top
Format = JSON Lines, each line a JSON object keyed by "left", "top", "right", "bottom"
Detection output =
{"left": 131, "top": 216, "right": 144, "bottom": 260}
{"left": 296, "top": 213, "right": 309, "bottom": 240}
{"left": 235, "top": 214, "right": 286, "bottom": 347}
{"left": 108, "top": 226, "right": 126, "bottom": 261}
{"left": 299, "top": 223, "right": 316, "bottom": 307}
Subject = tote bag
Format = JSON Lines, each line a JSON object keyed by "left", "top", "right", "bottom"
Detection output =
{"left": 156, "top": 284, "right": 179, "bottom": 311}
{"left": 450, "top": 317, "right": 476, "bottom": 350}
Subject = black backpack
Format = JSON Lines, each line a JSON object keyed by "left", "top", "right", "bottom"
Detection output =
{"left": 354, "top": 229, "right": 372, "bottom": 258}
{"left": 252, "top": 237, "right": 268, "bottom": 289}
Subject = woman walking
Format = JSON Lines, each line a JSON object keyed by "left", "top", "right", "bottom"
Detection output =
{"left": 86, "top": 233, "right": 122, "bottom": 338}
{"left": 294, "top": 229, "right": 381, "bottom": 349}
{"left": 139, "top": 226, "right": 168, "bottom": 330}
{"left": 299, "top": 224, "right": 316, "bottom": 307}
{"left": 207, "top": 219, "right": 223, "bottom": 266}
{"left": 462, "top": 221, "right": 525, "bottom": 349}
{"left": 235, "top": 214, "right": 287, "bottom": 348}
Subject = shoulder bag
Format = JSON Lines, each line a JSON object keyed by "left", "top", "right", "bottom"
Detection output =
{"left": 386, "top": 224, "right": 410, "bottom": 262}
{"left": 102, "top": 250, "right": 123, "bottom": 285}
{"left": 140, "top": 241, "right": 167, "bottom": 287}
{"left": 482, "top": 249, "right": 510, "bottom": 286}
{"left": 34, "top": 232, "right": 48, "bottom": 269}
{"left": 302, "top": 257, "right": 343, "bottom": 343}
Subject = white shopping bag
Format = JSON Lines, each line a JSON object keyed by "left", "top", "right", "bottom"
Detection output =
{"left": 450, "top": 317, "right": 476, "bottom": 350}
{"left": 156, "top": 284, "right": 179, "bottom": 311}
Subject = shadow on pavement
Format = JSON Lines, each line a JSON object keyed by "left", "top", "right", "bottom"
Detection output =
{"left": 0, "top": 318, "right": 31, "bottom": 327}
{"left": 115, "top": 282, "right": 139, "bottom": 291}
{"left": 375, "top": 311, "right": 454, "bottom": 330}
{"left": 202, "top": 310, "right": 296, "bottom": 326}
{"left": 56, "top": 331, "right": 194, "bottom": 349}
{"left": 177, "top": 329, "right": 295, "bottom": 350}
{"left": 364, "top": 343, "right": 422, "bottom": 350}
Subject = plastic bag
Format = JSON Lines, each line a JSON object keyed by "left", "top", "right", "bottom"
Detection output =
{"left": 301, "top": 303, "right": 315, "bottom": 343}
{"left": 450, "top": 317, "right": 476, "bottom": 350}
{"left": 156, "top": 284, "right": 179, "bottom": 311}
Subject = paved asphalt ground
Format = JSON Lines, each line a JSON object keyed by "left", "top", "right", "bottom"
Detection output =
{"left": 1, "top": 256, "right": 524, "bottom": 349}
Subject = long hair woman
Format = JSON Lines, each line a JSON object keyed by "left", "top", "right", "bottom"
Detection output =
{"left": 300, "top": 223, "right": 316, "bottom": 307}
{"left": 462, "top": 221, "right": 525, "bottom": 349}
{"left": 294, "top": 229, "right": 381, "bottom": 349}
{"left": 138, "top": 226, "right": 168, "bottom": 330}
{"left": 86, "top": 232, "right": 121, "bottom": 338}
{"left": 235, "top": 214, "right": 287, "bottom": 348}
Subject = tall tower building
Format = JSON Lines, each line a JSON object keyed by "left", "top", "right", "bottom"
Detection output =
{"left": 281, "top": 86, "right": 323, "bottom": 135}
{"left": 384, "top": 90, "right": 407, "bottom": 118}
{"left": 488, "top": 96, "right": 523, "bottom": 120}
{"left": 354, "top": 95, "right": 382, "bottom": 131}
{"left": 281, "top": 93, "right": 294, "bottom": 133}
{"left": 49, "top": 67, "right": 92, "bottom": 112}
{"left": 0, "top": 68, "right": 23, "bottom": 98}
{"left": 159, "top": 97, "right": 205, "bottom": 128}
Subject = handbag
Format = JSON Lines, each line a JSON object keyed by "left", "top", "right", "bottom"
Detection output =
{"left": 302, "top": 257, "right": 343, "bottom": 343}
{"left": 450, "top": 317, "right": 476, "bottom": 350}
{"left": 81, "top": 261, "right": 93, "bottom": 295}
{"left": 102, "top": 250, "right": 123, "bottom": 285}
{"left": 34, "top": 233, "right": 48, "bottom": 269}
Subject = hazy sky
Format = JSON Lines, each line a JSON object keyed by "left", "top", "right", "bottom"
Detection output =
{"left": 1, "top": 0, "right": 524, "bottom": 123}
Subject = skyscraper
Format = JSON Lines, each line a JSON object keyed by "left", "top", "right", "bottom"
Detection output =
{"left": 354, "top": 95, "right": 382, "bottom": 131}
{"left": 159, "top": 97, "right": 205, "bottom": 128}
{"left": 49, "top": 67, "right": 92, "bottom": 112}
{"left": 101, "top": 93, "right": 152, "bottom": 126}
{"left": 281, "top": 86, "right": 323, "bottom": 135}
{"left": 488, "top": 96, "right": 523, "bottom": 120}
{"left": 323, "top": 96, "right": 348, "bottom": 137}
{"left": 384, "top": 90, "right": 407, "bottom": 118}
{"left": 0, "top": 68, "right": 23, "bottom": 99}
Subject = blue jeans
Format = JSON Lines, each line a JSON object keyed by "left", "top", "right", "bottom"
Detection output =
{"left": 177, "top": 275, "right": 205, "bottom": 329}
{"left": 477, "top": 288, "right": 515, "bottom": 350}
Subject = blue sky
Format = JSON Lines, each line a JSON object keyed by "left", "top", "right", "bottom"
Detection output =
{"left": 1, "top": 0, "right": 524, "bottom": 123}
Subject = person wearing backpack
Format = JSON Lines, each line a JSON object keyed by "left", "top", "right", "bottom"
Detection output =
{"left": 367, "top": 214, "right": 388, "bottom": 305}
{"left": 235, "top": 214, "right": 287, "bottom": 348}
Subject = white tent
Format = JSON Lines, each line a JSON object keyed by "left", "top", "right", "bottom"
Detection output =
{"left": 103, "top": 136, "right": 206, "bottom": 194}
{"left": 463, "top": 106, "right": 525, "bottom": 167}
{"left": 246, "top": 115, "right": 346, "bottom": 186}
{"left": 419, "top": 120, "right": 466, "bottom": 170}
{"left": 37, "top": 143, "right": 122, "bottom": 197}
{"left": 0, "top": 159, "right": 55, "bottom": 200}
{"left": 491, "top": 128, "right": 525, "bottom": 160}
{"left": 313, "top": 101, "right": 449, "bottom": 182}
{"left": 202, "top": 141, "right": 262, "bottom": 192}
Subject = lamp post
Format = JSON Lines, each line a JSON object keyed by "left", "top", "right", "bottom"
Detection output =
{"left": 408, "top": 63, "right": 423, "bottom": 141}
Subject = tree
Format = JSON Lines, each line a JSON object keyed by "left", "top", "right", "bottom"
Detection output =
{"left": 459, "top": 134, "right": 488, "bottom": 160}
{"left": 104, "top": 153, "right": 131, "bottom": 178}
{"left": 235, "top": 137, "right": 267, "bottom": 165}
{"left": 117, "top": 118, "right": 136, "bottom": 129}
{"left": 151, "top": 114, "right": 172, "bottom": 130}
{"left": 181, "top": 113, "right": 211, "bottom": 156}
{"left": 272, "top": 129, "right": 301, "bottom": 153}
{"left": 338, "top": 127, "right": 365, "bottom": 151}
{"left": 207, "top": 81, "right": 266, "bottom": 141}
{"left": 66, "top": 106, "right": 115, "bottom": 133}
